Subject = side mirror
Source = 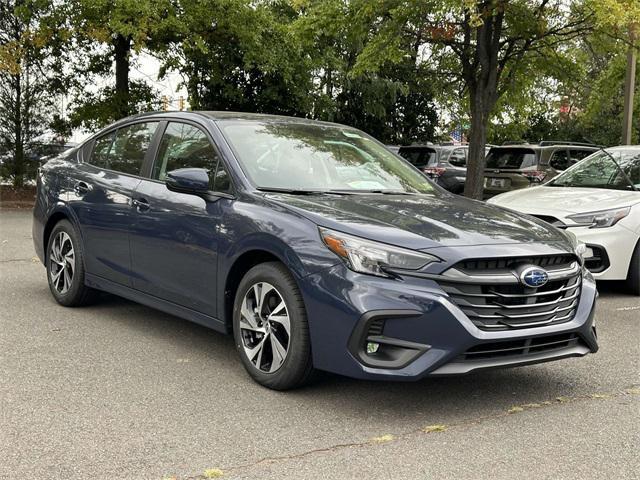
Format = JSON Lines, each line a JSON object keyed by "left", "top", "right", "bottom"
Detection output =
{"left": 165, "top": 168, "right": 210, "bottom": 195}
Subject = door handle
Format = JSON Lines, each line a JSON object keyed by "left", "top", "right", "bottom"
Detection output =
{"left": 74, "top": 181, "right": 90, "bottom": 195}
{"left": 132, "top": 197, "right": 150, "bottom": 212}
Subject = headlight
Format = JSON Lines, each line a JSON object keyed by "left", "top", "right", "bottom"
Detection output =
{"left": 319, "top": 228, "right": 439, "bottom": 277}
{"left": 567, "top": 207, "right": 630, "bottom": 228}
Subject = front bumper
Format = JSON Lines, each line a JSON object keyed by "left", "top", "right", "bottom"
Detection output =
{"left": 301, "top": 263, "right": 598, "bottom": 381}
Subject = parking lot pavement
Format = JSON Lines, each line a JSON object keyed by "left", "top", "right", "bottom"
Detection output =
{"left": 1, "top": 209, "right": 638, "bottom": 480}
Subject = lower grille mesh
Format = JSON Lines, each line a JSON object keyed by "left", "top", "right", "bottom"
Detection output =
{"left": 459, "top": 333, "right": 580, "bottom": 361}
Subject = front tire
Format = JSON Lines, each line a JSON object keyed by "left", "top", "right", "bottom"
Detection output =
{"left": 46, "top": 219, "right": 98, "bottom": 306}
{"left": 233, "top": 262, "right": 314, "bottom": 390}
{"left": 628, "top": 240, "right": 640, "bottom": 296}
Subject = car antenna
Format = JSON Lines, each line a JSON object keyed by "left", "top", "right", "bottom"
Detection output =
{"left": 580, "top": 137, "right": 638, "bottom": 192}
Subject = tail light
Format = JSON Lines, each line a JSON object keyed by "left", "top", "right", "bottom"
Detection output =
{"left": 423, "top": 167, "right": 446, "bottom": 177}
{"left": 521, "top": 170, "right": 546, "bottom": 183}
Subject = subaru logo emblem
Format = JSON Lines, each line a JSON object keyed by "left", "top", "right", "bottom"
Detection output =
{"left": 520, "top": 267, "right": 549, "bottom": 288}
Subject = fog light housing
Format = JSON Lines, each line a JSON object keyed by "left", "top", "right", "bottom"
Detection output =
{"left": 366, "top": 342, "right": 380, "bottom": 354}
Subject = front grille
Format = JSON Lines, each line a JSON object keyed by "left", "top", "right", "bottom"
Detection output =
{"left": 440, "top": 256, "right": 582, "bottom": 331}
{"left": 459, "top": 254, "right": 574, "bottom": 272}
{"left": 458, "top": 333, "right": 581, "bottom": 361}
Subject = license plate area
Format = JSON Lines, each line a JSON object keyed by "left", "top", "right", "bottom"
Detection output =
{"left": 485, "top": 177, "right": 509, "bottom": 188}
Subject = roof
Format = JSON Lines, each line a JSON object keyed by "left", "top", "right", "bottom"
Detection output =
{"left": 116, "top": 110, "right": 349, "bottom": 128}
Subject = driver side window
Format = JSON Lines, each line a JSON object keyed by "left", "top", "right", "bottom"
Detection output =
{"left": 152, "top": 122, "right": 232, "bottom": 193}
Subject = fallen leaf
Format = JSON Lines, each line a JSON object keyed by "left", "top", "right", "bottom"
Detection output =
{"left": 423, "top": 424, "right": 447, "bottom": 433}
{"left": 203, "top": 468, "right": 224, "bottom": 478}
{"left": 371, "top": 434, "right": 395, "bottom": 443}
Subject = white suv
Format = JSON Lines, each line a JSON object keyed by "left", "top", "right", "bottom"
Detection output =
{"left": 489, "top": 146, "right": 640, "bottom": 295}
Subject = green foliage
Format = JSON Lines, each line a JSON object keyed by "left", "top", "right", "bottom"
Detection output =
{"left": 164, "top": 0, "right": 438, "bottom": 144}
{"left": 63, "top": 0, "right": 180, "bottom": 128}
{"left": 67, "top": 81, "right": 159, "bottom": 131}
{"left": 290, "top": 0, "right": 438, "bottom": 143}
{"left": 0, "top": 0, "right": 68, "bottom": 186}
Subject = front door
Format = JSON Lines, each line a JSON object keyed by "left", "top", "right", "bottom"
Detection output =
{"left": 129, "top": 121, "right": 234, "bottom": 317}
{"left": 68, "top": 122, "right": 159, "bottom": 286}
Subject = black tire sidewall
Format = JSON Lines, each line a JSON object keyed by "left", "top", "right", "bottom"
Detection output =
{"left": 45, "top": 219, "right": 88, "bottom": 306}
{"left": 232, "top": 262, "right": 312, "bottom": 390}
{"left": 628, "top": 240, "right": 640, "bottom": 295}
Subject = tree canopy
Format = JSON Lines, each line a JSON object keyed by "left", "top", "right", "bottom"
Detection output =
{"left": 0, "top": 0, "right": 638, "bottom": 192}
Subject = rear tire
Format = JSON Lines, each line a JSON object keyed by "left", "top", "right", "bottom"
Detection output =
{"left": 46, "top": 219, "right": 98, "bottom": 306}
{"left": 627, "top": 240, "right": 640, "bottom": 296}
{"left": 233, "top": 262, "right": 315, "bottom": 390}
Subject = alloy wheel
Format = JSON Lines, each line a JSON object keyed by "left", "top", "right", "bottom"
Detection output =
{"left": 239, "top": 282, "right": 291, "bottom": 373}
{"left": 49, "top": 232, "right": 75, "bottom": 294}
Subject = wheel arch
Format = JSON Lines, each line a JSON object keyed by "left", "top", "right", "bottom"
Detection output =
{"left": 42, "top": 203, "right": 83, "bottom": 253}
{"left": 222, "top": 248, "right": 290, "bottom": 332}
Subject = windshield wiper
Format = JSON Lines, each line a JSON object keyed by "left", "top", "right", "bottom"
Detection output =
{"left": 256, "top": 187, "right": 355, "bottom": 196}
{"left": 256, "top": 187, "right": 325, "bottom": 195}
{"left": 328, "top": 189, "right": 416, "bottom": 195}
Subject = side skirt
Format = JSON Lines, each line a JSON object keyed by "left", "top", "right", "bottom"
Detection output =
{"left": 85, "top": 273, "right": 228, "bottom": 334}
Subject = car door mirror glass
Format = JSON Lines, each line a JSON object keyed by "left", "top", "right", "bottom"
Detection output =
{"left": 165, "top": 168, "right": 211, "bottom": 194}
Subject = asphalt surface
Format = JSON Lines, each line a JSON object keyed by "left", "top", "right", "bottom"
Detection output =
{"left": 0, "top": 208, "right": 638, "bottom": 480}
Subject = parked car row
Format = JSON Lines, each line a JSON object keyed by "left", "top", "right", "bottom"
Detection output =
{"left": 394, "top": 141, "right": 600, "bottom": 197}
{"left": 397, "top": 143, "right": 479, "bottom": 194}
{"left": 483, "top": 142, "right": 599, "bottom": 198}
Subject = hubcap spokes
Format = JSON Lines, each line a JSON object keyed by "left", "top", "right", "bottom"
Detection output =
{"left": 240, "top": 282, "right": 290, "bottom": 373}
{"left": 49, "top": 232, "right": 74, "bottom": 294}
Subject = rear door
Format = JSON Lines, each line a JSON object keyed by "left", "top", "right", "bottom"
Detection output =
{"left": 69, "top": 122, "right": 159, "bottom": 286}
{"left": 129, "top": 121, "right": 234, "bottom": 317}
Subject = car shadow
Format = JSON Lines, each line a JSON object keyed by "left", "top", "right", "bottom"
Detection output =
{"left": 596, "top": 280, "right": 635, "bottom": 297}
{"left": 84, "top": 292, "right": 603, "bottom": 424}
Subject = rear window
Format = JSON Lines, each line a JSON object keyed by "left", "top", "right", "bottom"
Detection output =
{"left": 398, "top": 147, "right": 438, "bottom": 168}
{"left": 486, "top": 148, "right": 538, "bottom": 169}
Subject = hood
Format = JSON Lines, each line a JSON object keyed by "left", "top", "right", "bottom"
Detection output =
{"left": 489, "top": 186, "right": 640, "bottom": 216}
{"left": 261, "top": 192, "right": 568, "bottom": 250}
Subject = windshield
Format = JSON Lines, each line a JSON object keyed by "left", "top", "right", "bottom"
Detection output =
{"left": 486, "top": 148, "right": 537, "bottom": 169}
{"left": 549, "top": 149, "right": 640, "bottom": 190}
{"left": 220, "top": 121, "right": 436, "bottom": 194}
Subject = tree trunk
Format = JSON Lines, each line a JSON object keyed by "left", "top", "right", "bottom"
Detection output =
{"left": 13, "top": 72, "right": 24, "bottom": 188}
{"left": 461, "top": 4, "right": 504, "bottom": 200}
{"left": 114, "top": 33, "right": 131, "bottom": 119}
{"left": 464, "top": 95, "right": 489, "bottom": 199}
